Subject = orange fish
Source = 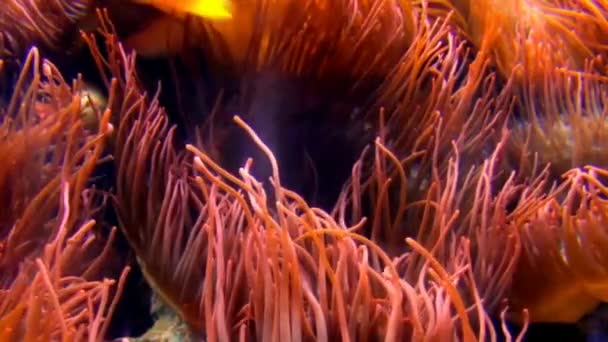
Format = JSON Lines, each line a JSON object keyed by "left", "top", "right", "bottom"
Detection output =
{"left": 132, "top": 0, "right": 232, "bottom": 19}
{"left": 122, "top": 0, "right": 244, "bottom": 58}
{"left": 124, "top": 0, "right": 255, "bottom": 61}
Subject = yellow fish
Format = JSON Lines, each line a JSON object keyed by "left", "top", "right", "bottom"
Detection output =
{"left": 132, "top": 0, "right": 232, "bottom": 19}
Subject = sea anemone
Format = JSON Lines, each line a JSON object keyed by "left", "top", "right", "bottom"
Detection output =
{"left": 0, "top": 0, "right": 93, "bottom": 57}
{"left": 509, "top": 166, "right": 608, "bottom": 323}
{"left": 504, "top": 57, "right": 608, "bottom": 324}
{"left": 78, "top": 17, "right": 533, "bottom": 339}
{"left": 3, "top": 0, "right": 608, "bottom": 340}
{"left": 0, "top": 47, "right": 127, "bottom": 339}
{"left": 101, "top": 0, "right": 418, "bottom": 207}
{"left": 508, "top": 67, "right": 608, "bottom": 180}
{"left": 420, "top": 0, "right": 608, "bottom": 80}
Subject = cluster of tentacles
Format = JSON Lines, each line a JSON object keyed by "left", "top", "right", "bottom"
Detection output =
{"left": 2, "top": 0, "right": 608, "bottom": 341}
{"left": 0, "top": 48, "right": 126, "bottom": 339}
